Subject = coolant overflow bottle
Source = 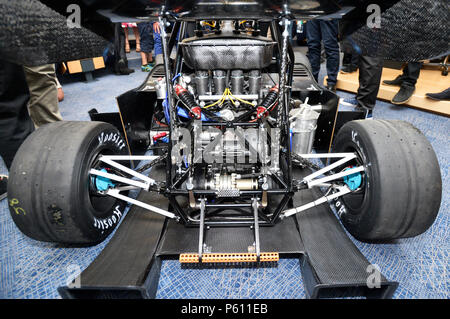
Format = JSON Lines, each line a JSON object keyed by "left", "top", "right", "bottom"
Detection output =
{"left": 289, "top": 98, "right": 320, "bottom": 155}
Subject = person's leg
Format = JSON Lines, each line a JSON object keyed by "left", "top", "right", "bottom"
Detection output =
{"left": 320, "top": 20, "right": 340, "bottom": 87}
{"left": 133, "top": 26, "right": 141, "bottom": 52}
{"left": 383, "top": 63, "right": 410, "bottom": 86}
{"left": 138, "top": 23, "right": 148, "bottom": 66}
{"left": 56, "top": 76, "right": 64, "bottom": 102}
{"left": 115, "top": 23, "right": 127, "bottom": 62}
{"left": 356, "top": 55, "right": 384, "bottom": 113}
{"left": 341, "top": 38, "right": 358, "bottom": 73}
{"left": 138, "top": 22, "right": 154, "bottom": 71}
{"left": 390, "top": 62, "right": 422, "bottom": 104}
{"left": 305, "top": 20, "right": 322, "bottom": 82}
{"left": 350, "top": 52, "right": 360, "bottom": 68}
{"left": 0, "top": 59, "right": 34, "bottom": 170}
{"left": 147, "top": 52, "right": 154, "bottom": 64}
{"left": 140, "top": 51, "right": 148, "bottom": 65}
{"left": 23, "top": 64, "right": 63, "bottom": 128}
{"left": 114, "top": 23, "right": 133, "bottom": 75}
{"left": 402, "top": 62, "right": 421, "bottom": 87}
{"left": 124, "top": 26, "right": 130, "bottom": 53}
{"left": 342, "top": 52, "right": 352, "bottom": 66}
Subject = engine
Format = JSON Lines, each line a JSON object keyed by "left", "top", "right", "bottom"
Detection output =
{"left": 174, "top": 28, "right": 277, "bottom": 123}
{"left": 153, "top": 20, "right": 321, "bottom": 202}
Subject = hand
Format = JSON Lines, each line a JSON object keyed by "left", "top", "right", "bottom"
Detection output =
{"left": 153, "top": 22, "right": 161, "bottom": 34}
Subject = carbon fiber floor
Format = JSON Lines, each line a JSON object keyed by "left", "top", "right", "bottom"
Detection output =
{"left": 157, "top": 217, "right": 303, "bottom": 256}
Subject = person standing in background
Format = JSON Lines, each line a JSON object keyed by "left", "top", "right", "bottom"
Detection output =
{"left": 354, "top": 56, "right": 384, "bottom": 118}
{"left": 426, "top": 87, "right": 450, "bottom": 101}
{"left": 305, "top": 18, "right": 340, "bottom": 92}
{"left": 56, "top": 77, "right": 64, "bottom": 102}
{"left": 341, "top": 38, "right": 360, "bottom": 74}
{"left": 23, "top": 64, "right": 63, "bottom": 128}
{"left": 341, "top": 52, "right": 360, "bottom": 74}
{"left": 383, "top": 62, "right": 422, "bottom": 105}
{"left": 122, "top": 23, "right": 140, "bottom": 53}
{"left": 138, "top": 22, "right": 155, "bottom": 72}
{"left": 113, "top": 23, "right": 135, "bottom": 75}
{"left": 0, "top": 59, "right": 35, "bottom": 200}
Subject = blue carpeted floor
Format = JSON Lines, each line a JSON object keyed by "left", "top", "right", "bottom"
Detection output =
{"left": 0, "top": 55, "right": 448, "bottom": 299}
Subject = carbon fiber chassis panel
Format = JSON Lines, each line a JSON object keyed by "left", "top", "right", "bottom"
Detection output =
{"left": 157, "top": 217, "right": 303, "bottom": 256}
{"left": 293, "top": 169, "right": 398, "bottom": 298}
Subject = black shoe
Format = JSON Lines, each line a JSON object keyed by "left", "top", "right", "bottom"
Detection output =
{"left": 391, "top": 84, "right": 415, "bottom": 105}
{"left": 0, "top": 175, "right": 7, "bottom": 201}
{"left": 340, "top": 64, "right": 358, "bottom": 74}
{"left": 383, "top": 75, "right": 404, "bottom": 86}
{"left": 426, "top": 87, "right": 450, "bottom": 101}
{"left": 115, "top": 59, "right": 135, "bottom": 75}
{"left": 326, "top": 84, "right": 337, "bottom": 92}
{"left": 354, "top": 105, "right": 373, "bottom": 119}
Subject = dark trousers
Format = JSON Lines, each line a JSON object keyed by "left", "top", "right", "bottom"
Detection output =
{"left": 114, "top": 23, "right": 128, "bottom": 64}
{"left": 356, "top": 56, "right": 384, "bottom": 110}
{"left": 399, "top": 62, "right": 422, "bottom": 87}
{"left": 343, "top": 52, "right": 360, "bottom": 67}
{"left": 0, "top": 60, "right": 34, "bottom": 169}
{"left": 306, "top": 19, "right": 340, "bottom": 85}
{"left": 342, "top": 38, "right": 360, "bottom": 67}
{"left": 138, "top": 22, "right": 154, "bottom": 53}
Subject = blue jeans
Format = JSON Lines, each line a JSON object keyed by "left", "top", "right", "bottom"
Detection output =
{"left": 306, "top": 19, "right": 340, "bottom": 86}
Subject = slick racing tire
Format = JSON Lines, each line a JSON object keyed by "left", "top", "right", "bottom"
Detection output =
{"left": 8, "top": 121, "right": 129, "bottom": 245}
{"left": 333, "top": 120, "right": 442, "bottom": 241}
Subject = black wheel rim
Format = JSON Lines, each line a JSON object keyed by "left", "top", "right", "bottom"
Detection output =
{"left": 339, "top": 144, "right": 368, "bottom": 213}
{"left": 87, "top": 148, "right": 121, "bottom": 219}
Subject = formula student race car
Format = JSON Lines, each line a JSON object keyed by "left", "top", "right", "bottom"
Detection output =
{"left": 6, "top": 0, "right": 443, "bottom": 298}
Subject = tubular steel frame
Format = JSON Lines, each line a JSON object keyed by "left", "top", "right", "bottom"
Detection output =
{"left": 88, "top": 13, "right": 365, "bottom": 228}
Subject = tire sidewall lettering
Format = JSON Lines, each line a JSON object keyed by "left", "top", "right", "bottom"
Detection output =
{"left": 90, "top": 128, "right": 127, "bottom": 234}
{"left": 350, "top": 129, "right": 371, "bottom": 192}
{"left": 98, "top": 131, "right": 126, "bottom": 151}
{"left": 334, "top": 128, "right": 372, "bottom": 220}
{"left": 334, "top": 198, "right": 348, "bottom": 218}
{"left": 93, "top": 205, "right": 124, "bottom": 231}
